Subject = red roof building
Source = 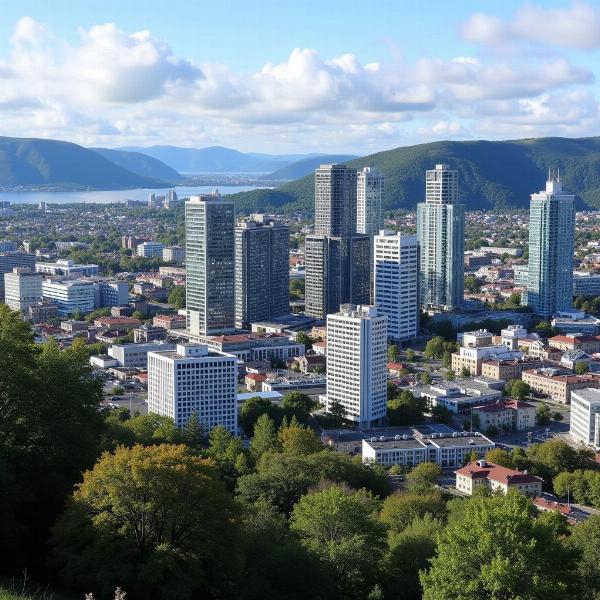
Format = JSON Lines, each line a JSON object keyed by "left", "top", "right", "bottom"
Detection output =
{"left": 455, "top": 460, "right": 543, "bottom": 497}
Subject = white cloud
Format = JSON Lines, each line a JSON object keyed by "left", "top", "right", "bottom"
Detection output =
{"left": 0, "top": 16, "right": 599, "bottom": 152}
{"left": 464, "top": 2, "right": 600, "bottom": 49}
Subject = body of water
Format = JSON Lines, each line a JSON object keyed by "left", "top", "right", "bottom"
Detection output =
{"left": 0, "top": 184, "right": 265, "bottom": 205}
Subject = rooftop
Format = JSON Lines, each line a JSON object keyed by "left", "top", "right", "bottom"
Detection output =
{"left": 456, "top": 460, "right": 542, "bottom": 485}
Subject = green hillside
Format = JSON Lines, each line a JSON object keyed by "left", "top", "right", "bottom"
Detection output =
{"left": 0, "top": 137, "right": 168, "bottom": 189}
{"left": 91, "top": 147, "right": 184, "bottom": 182}
{"left": 229, "top": 137, "right": 600, "bottom": 213}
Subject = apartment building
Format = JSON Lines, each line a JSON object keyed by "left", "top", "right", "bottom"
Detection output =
{"left": 570, "top": 388, "right": 600, "bottom": 447}
{"left": 522, "top": 368, "right": 600, "bottom": 403}
{"left": 472, "top": 399, "right": 536, "bottom": 432}
{"left": 456, "top": 460, "right": 543, "bottom": 496}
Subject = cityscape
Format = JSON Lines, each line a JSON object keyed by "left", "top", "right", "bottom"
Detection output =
{"left": 3, "top": 2, "right": 600, "bottom": 600}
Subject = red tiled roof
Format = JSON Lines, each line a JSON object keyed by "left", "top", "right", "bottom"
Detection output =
{"left": 456, "top": 461, "right": 542, "bottom": 486}
{"left": 245, "top": 373, "right": 267, "bottom": 381}
{"left": 533, "top": 497, "right": 572, "bottom": 516}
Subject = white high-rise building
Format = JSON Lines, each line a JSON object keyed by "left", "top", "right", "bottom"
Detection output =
{"left": 570, "top": 388, "right": 600, "bottom": 447}
{"left": 4, "top": 267, "right": 43, "bottom": 312}
{"left": 416, "top": 164, "right": 464, "bottom": 311}
{"left": 356, "top": 167, "right": 384, "bottom": 236}
{"left": 524, "top": 174, "right": 575, "bottom": 317}
{"left": 325, "top": 304, "right": 387, "bottom": 428}
{"left": 186, "top": 192, "right": 235, "bottom": 335}
{"left": 374, "top": 231, "right": 419, "bottom": 342}
{"left": 147, "top": 343, "right": 238, "bottom": 433}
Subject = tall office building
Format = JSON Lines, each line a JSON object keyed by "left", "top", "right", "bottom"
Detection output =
{"left": 325, "top": 304, "right": 387, "bottom": 428}
{"left": 416, "top": 164, "right": 464, "bottom": 311}
{"left": 356, "top": 167, "right": 384, "bottom": 235}
{"left": 186, "top": 192, "right": 235, "bottom": 335}
{"left": 4, "top": 267, "right": 43, "bottom": 312}
{"left": 0, "top": 252, "right": 36, "bottom": 302}
{"left": 306, "top": 164, "right": 370, "bottom": 318}
{"left": 374, "top": 231, "right": 419, "bottom": 342}
{"left": 147, "top": 343, "right": 238, "bottom": 433}
{"left": 524, "top": 174, "right": 575, "bottom": 317}
{"left": 235, "top": 216, "right": 289, "bottom": 329}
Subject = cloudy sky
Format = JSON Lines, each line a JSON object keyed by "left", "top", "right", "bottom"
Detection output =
{"left": 1, "top": 0, "right": 599, "bottom": 154}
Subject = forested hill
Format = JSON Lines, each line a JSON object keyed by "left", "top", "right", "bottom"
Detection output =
{"left": 0, "top": 137, "right": 168, "bottom": 189}
{"left": 229, "top": 137, "right": 600, "bottom": 214}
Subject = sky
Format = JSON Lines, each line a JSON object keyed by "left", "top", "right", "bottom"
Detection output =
{"left": 1, "top": 0, "right": 600, "bottom": 154}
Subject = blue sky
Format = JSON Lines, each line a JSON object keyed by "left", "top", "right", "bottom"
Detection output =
{"left": 0, "top": 0, "right": 599, "bottom": 153}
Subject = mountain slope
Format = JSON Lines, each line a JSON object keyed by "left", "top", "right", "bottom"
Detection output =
{"left": 119, "top": 145, "right": 334, "bottom": 173}
{"left": 91, "top": 147, "right": 184, "bottom": 182}
{"left": 265, "top": 154, "right": 358, "bottom": 180}
{"left": 0, "top": 137, "right": 167, "bottom": 189}
{"left": 228, "top": 137, "right": 600, "bottom": 213}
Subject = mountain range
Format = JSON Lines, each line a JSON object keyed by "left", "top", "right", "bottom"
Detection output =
{"left": 118, "top": 145, "right": 321, "bottom": 174}
{"left": 229, "top": 137, "right": 600, "bottom": 213}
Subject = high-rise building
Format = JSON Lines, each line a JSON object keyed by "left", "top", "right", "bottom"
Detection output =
{"left": 136, "top": 241, "right": 165, "bottom": 258}
{"left": 314, "top": 164, "right": 357, "bottom": 237}
{"left": 524, "top": 174, "right": 575, "bottom": 317}
{"left": 235, "top": 216, "right": 289, "bottom": 329}
{"left": 147, "top": 343, "right": 238, "bottom": 433}
{"left": 306, "top": 164, "right": 370, "bottom": 318}
{"left": 41, "top": 279, "right": 96, "bottom": 316}
{"left": 4, "top": 267, "right": 43, "bottom": 312}
{"left": 186, "top": 192, "right": 235, "bottom": 335}
{"left": 305, "top": 235, "right": 370, "bottom": 319}
{"left": 570, "top": 388, "right": 600, "bottom": 447}
{"left": 416, "top": 164, "right": 464, "bottom": 311}
{"left": 374, "top": 231, "right": 419, "bottom": 342}
{"left": 325, "top": 304, "right": 387, "bottom": 428}
{"left": 356, "top": 167, "right": 384, "bottom": 236}
{"left": 0, "top": 241, "right": 17, "bottom": 253}
{"left": 0, "top": 252, "right": 36, "bottom": 302}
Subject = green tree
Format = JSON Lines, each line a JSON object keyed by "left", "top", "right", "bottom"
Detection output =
{"left": 290, "top": 485, "right": 386, "bottom": 599}
{"left": 250, "top": 414, "right": 279, "bottom": 460}
{"left": 52, "top": 444, "right": 241, "bottom": 599}
{"left": 424, "top": 337, "right": 446, "bottom": 359}
{"left": 460, "top": 366, "right": 471, "bottom": 378}
{"left": 278, "top": 425, "right": 323, "bottom": 455}
{"left": 240, "top": 396, "right": 283, "bottom": 435}
{"left": 110, "top": 385, "right": 125, "bottom": 396}
{"left": 575, "top": 361, "right": 590, "bottom": 375}
{"left": 388, "top": 343, "right": 401, "bottom": 363}
{"left": 123, "top": 413, "right": 183, "bottom": 445}
{"left": 536, "top": 404, "right": 552, "bottom": 426}
{"left": 295, "top": 331, "right": 314, "bottom": 350}
{"left": 379, "top": 491, "right": 447, "bottom": 533}
{"left": 167, "top": 285, "right": 186, "bottom": 309}
{"left": 182, "top": 412, "right": 205, "bottom": 452}
{"left": 570, "top": 514, "right": 600, "bottom": 599}
{"left": 505, "top": 378, "right": 531, "bottom": 400}
{"left": 442, "top": 352, "right": 452, "bottom": 369}
{"left": 527, "top": 439, "right": 596, "bottom": 481}
{"left": 443, "top": 368, "right": 455, "bottom": 381}
{"left": 329, "top": 399, "right": 347, "bottom": 427}
{"left": 420, "top": 492, "right": 578, "bottom": 599}
{"left": 405, "top": 462, "right": 442, "bottom": 493}
{"left": 420, "top": 372, "right": 432, "bottom": 385}
{"left": 282, "top": 391, "right": 315, "bottom": 421}
{"left": 431, "top": 405, "right": 452, "bottom": 424}
{"left": 207, "top": 425, "right": 249, "bottom": 485}
{"left": 464, "top": 274, "right": 481, "bottom": 293}
{"left": 484, "top": 448, "right": 516, "bottom": 469}
{"left": 405, "top": 348, "right": 416, "bottom": 362}
{"left": 387, "top": 390, "right": 425, "bottom": 426}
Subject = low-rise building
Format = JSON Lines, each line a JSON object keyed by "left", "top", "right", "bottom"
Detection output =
{"left": 199, "top": 332, "right": 305, "bottom": 363}
{"left": 481, "top": 358, "right": 547, "bottom": 381}
{"left": 455, "top": 460, "right": 543, "bottom": 496}
{"left": 94, "top": 316, "right": 142, "bottom": 331}
{"left": 411, "top": 377, "right": 504, "bottom": 414}
{"left": 136, "top": 241, "right": 165, "bottom": 258}
{"left": 108, "top": 341, "right": 177, "bottom": 368}
{"left": 570, "top": 388, "right": 600, "bottom": 447}
{"left": 36, "top": 259, "right": 98, "bottom": 278}
{"left": 452, "top": 345, "right": 523, "bottom": 376}
{"left": 42, "top": 279, "right": 96, "bottom": 316}
{"left": 561, "top": 350, "right": 591, "bottom": 370}
{"left": 552, "top": 310, "right": 600, "bottom": 336}
{"left": 60, "top": 320, "right": 88, "bottom": 334}
{"left": 133, "top": 325, "right": 167, "bottom": 343}
{"left": 28, "top": 301, "right": 59, "bottom": 323}
{"left": 153, "top": 314, "right": 186, "bottom": 330}
{"left": 573, "top": 271, "right": 600, "bottom": 297}
{"left": 472, "top": 399, "right": 536, "bottom": 432}
{"left": 162, "top": 246, "right": 185, "bottom": 263}
{"left": 522, "top": 368, "right": 600, "bottom": 403}
{"left": 549, "top": 334, "right": 600, "bottom": 355}
{"left": 294, "top": 353, "right": 326, "bottom": 373}
{"left": 362, "top": 431, "right": 494, "bottom": 468}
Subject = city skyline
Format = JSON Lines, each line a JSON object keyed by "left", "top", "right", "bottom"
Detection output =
{"left": 0, "top": 1, "right": 600, "bottom": 153}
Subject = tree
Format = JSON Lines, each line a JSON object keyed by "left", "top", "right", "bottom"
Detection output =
{"left": 379, "top": 491, "right": 447, "bottom": 533}
{"left": 295, "top": 331, "right": 314, "bottom": 350}
{"left": 420, "top": 492, "right": 578, "bottom": 599}
{"left": 536, "top": 404, "right": 552, "bottom": 426}
{"left": 110, "top": 385, "right": 125, "bottom": 396}
{"left": 505, "top": 378, "right": 531, "bottom": 400}
{"left": 405, "top": 462, "right": 442, "bottom": 493}
{"left": 420, "top": 372, "right": 432, "bottom": 385}
{"left": 424, "top": 337, "right": 447, "bottom": 359}
{"left": 132, "top": 309, "right": 144, "bottom": 321}
{"left": 405, "top": 348, "right": 416, "bottom": 362}
{"left": 282, "top": 391, "right": 315, "bottom": 421}
{"left": 442, "top": 352, "right": 452, "bottom": 369}
{"left": 250, "top": 414, "right": 279, "bottom": 459}
{"left": 575, "top": 361, "right": 590, "bottom": 375}
{"left": 290, "top": 485, "right": 385, "bottom": 599}
{"left": 52, "top": 444, "right": 241, "bottom": 599}
{"left": 387, "top": 380, "right": 398, "bottom": 400}
{"left": 387, "top": 390, "right": 425, "bottom": 426}
{"left": 431, "top": 405, "right": 452, "bottom": 424}
{"left": 182, "top": 412, "right": 205, "bottom": 452}
{"left": 570, "top": 514, "right": 600, "bottom": 599}
{"left": 484, "top": 448, "right": 516, "bottom": 469}
{"left": 527, "top": 439, "right": 596, "bottom": 480}
{"left": 443, "top": 368, "right": 455, "bottom": 381}
{"left": 464, "top": 274, "right": 481, "bottom": 293}
{"left": 240, "top": 396, "right": 282, "bottom": 435}
{"left": 460, "top": 366, "right": 471, "bottom": 378}
{"left": 329, "top": 399, "right": 347, "bottom": 427}
{"left": 388, "top": 343, "right": 401, "bottom": 363}
{"left": 278, "top": 425, "right": 322, "bottom": 455}
{"left": 0, "top": 312, "right": 104, "bottom": 571}
{"left": 167, "top": 285, "right": 186, "bottom": 309}
{"left": 553, "top": 411, "right": 564, "bottom": 422}
{"left": 207, "top": 425, "right": 249, "bottom": 485}
{"left": 122, "top": 413, "right": 183, "bottom": 445}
